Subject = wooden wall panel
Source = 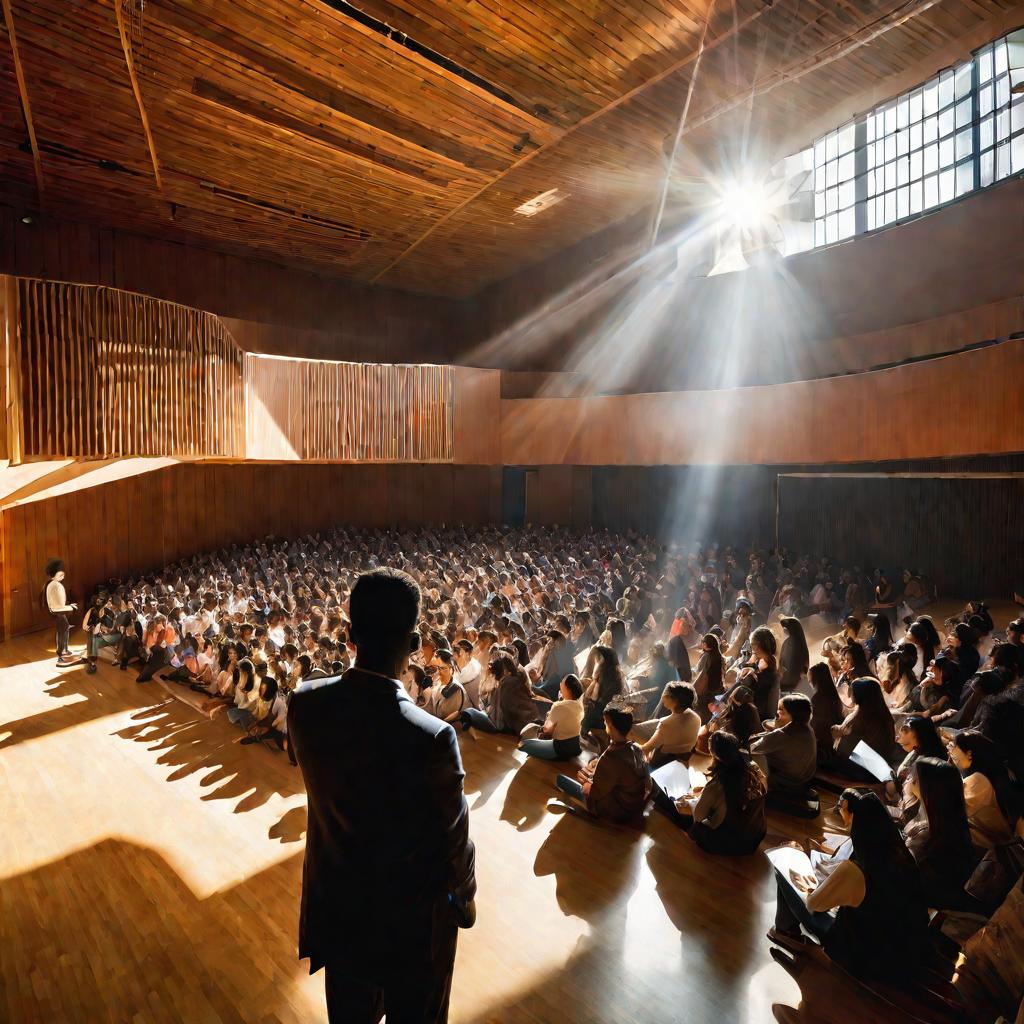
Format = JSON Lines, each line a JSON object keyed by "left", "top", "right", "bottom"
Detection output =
{"left": 777, "top": 475, "right": 1024, "bottom": 597}
{"left": 2, "top": 461, "right": 503, "bottom": 636}
{"left": 502, "top": 339, "right": 1024, "bottom": 466}
{"left": 451, "top": 367, "right": 501, "bottom": 465}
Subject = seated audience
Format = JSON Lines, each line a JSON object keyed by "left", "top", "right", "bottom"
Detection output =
{"left": 778, "top": 617, "right": 810, "bottom": 694}
{"left": 886, "top": 716, "right": 947, "bottom": 825}
{"left": 554, "top": 706, "right": 651, "bottom": 826}
{"left": 631, "top": 682, "right": 700, "bottom": 769}
{"left": 947, "top": 730, "right": 1019, "bottom": 849}
{"left": 655, "top": 730, "right": 767, "bottom": 855}
{"left": 690, "top": 632, "right": 724, "bottom": 723}
{"left": 807, "top": 662, "right": 844, "bottom": 765}
{"left": 769, "top": 790, "right": 929, "bottom": 981}
{"left": 750, "top": 694, "right": 817, "bottom": 798}
{"left": 903, "top": 756, "right": 980, "bottom": 910}
{"left": 825, "top": 677, "right": 898, "bottom": 779}
{"left": 519, "top": 675, "right": 585, "bottom": 761}
{"left": 461, "top": 654, "right": 538, "bottom": 736}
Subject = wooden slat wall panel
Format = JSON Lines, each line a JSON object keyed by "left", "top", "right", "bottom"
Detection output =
{"left": 2, "top": 461, "right": 501, "bottom": 636}
{"left": 502, "top": 339, "right": 1024, "bottom": 466}
{"left": 777, "top": 475, "right": 1024, "bottom": 596}
{"left": 244, "top": 354, "right": 453, "bottom": 462}
{"left": 17, "top": 278, "right": 244, "bottom": 460}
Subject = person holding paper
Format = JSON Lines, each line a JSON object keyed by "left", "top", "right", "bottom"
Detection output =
{"left": 768, "top": 791, "right": 929, "bottom": 981}
{"left": 655, "top": 730, "right": 767, "bottom": 855}
{"left": 824, "top": 677, "right": 897, "bottom": 780}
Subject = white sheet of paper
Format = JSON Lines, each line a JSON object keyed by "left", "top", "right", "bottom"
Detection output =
{"left": 765, "top": 845, "right": 816, "bottom": 905}
{"left": 849, "top": 740, "right": 894, "bottom": 783}
{"left": 651, "top": 760, "right": 702, "bottom": 800}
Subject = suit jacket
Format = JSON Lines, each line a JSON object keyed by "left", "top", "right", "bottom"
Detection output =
{"left": 288, "top": 668, "right": 476, "bottom": 975}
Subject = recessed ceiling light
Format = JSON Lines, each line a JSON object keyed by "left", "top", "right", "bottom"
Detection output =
{"left": 514, "top": 188, "right": 568, "bottom": 217}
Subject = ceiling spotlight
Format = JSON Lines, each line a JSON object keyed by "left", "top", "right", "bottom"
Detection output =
{"left": 20, "top": 214, "right": 34, "bottom": 225}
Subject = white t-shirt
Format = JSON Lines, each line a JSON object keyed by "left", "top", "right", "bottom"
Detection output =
{"left": 649, "top": 708, "right": 701, "bottom": 754}
{"left": 545, "top": 698, "right": 584, "bottom": 740}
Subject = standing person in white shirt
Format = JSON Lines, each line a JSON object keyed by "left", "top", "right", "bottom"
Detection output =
{"left": 44, "top": 559, "right": 78, "bottom": 667}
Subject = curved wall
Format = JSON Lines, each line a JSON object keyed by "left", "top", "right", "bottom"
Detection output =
{"left": 501, "top": 339, "right": 1024, "bottom": 466}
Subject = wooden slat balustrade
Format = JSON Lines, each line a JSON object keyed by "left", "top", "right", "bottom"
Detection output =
{"left": 244, "top": 353, "right": 452, "bottom": 462}
{"left": 15, "top": 277, "right": 245, "bottom": 460}
{"left": 1, "top": 276, "right": 455, "bottom": 465}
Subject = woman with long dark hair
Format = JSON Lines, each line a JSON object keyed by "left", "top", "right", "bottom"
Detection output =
{"left": 691, "top": 632, "right": 724, "bottom": 723}
{"left": 907, "top": 620, "right": 937, "bottom": 677}
{"left": 808, "top": 662, "right": 844, "bottom": 765}
{"left": 770, "top": 790, "right": 929, "bottom": 981}
{"left": 656, "top": 730, "right": 767, "bottom": 855}
{"left": 887, "top": 716, "right": 947, "bottom": 824}
{"left": 580, "top": 644, "right": 626, "bottom": 736}
{"left": 732, "top": 625, "right": 780, "bottom": 721}
{"left": 778, "top": 617, "right": 809, "bottom": 694}
{"left": 827, "top": 677, "right": 897, "bottom": 778}
{"left": 864, "top": 612, "right": 894, "bottom": 669}
{"left": 947, "top": 730, "right": 1018, "bottom": 848}
{"left": 909, "top": 656, "right": 958, "bottom": 719}
{"left": 903, "top": 757, "right": 979, "bottom": 909}
{"left": 461, "top": 653, "right": 539, "bottom": 736}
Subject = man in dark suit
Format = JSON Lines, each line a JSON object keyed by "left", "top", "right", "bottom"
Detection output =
{"left": 288, "top": 568, "right": 476, "bottom": 1024}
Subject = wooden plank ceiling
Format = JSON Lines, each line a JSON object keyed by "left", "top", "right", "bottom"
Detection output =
{"left": 0, "top": 0, "right": 1018, "bottom": 297}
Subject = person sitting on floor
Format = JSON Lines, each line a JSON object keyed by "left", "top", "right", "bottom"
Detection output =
{"left": 554, "top": 705, "right": 652, "bottom": 827}
{"left": 654, "top": 730, "right": 767, "bottom": 855}
{"left": 460, "top": 653, "right": 538, "bottom": 737}
{"left": 519, "top": 674, "right": 585, "bottom": 761}
{"left": 750, "top": 694, "right": 817, "bottom": 803}
{"left": 630, "top": 682, "right": 700, "bottom": 769}
{"left": 429, "top": 649, "right": 467, "bottom": 724}
{"left": 808, "top": 662, "right": 845, "bottom": 765}
{"left": 946, "top": 729, "right": 1019, "bottom": 850}
{"left": 824, "top": 677, "right": 898, "bottom": 780}
{"left": 902, "top": 756, "right": 980, "bottom": 911}
{"left": 768, "top": 789, "right": 929, "bottom": 982}
{"left": 885, "top": 716, "right": 947, "bottom": 826}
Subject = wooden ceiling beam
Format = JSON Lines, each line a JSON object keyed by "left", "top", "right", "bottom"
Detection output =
{"left": 1, "top": 0, "right": 44, "bottom": 208}
{"left": 112, "top": 0, "right": 167, "bottom": 206}
{"left": 368, "top": 3, "right": 771, "bottom": 285}
{"left": 190, "top": 78, "right": 458, "bottom": 189}
{"left": 151, "top": 1, "right": 507, "bottom": 173}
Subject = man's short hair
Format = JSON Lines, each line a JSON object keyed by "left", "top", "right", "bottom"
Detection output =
{"left": 781, "top": 693, "right": 812, "bottom": 725}
{"left": 664, "top": 681, "right": 695, "bottom": 711}
{"left": 604, "top": 706, "right": 634, "bottom": 735}
{"left": 349, "top": 569, "right": 421, "bottom": 653}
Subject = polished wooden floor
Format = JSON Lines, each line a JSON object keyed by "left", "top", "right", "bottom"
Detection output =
{"left": 1, "top": 626, "right": 971, "bottom": 1024}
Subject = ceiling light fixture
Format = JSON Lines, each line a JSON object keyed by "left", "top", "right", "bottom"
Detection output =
{"left": 514, "top": 188, "right": 568, "bottom": 218}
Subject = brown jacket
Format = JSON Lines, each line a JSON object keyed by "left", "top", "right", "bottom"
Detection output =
{"left": 586, "top": 740, "right": 652, "bottom": 825}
